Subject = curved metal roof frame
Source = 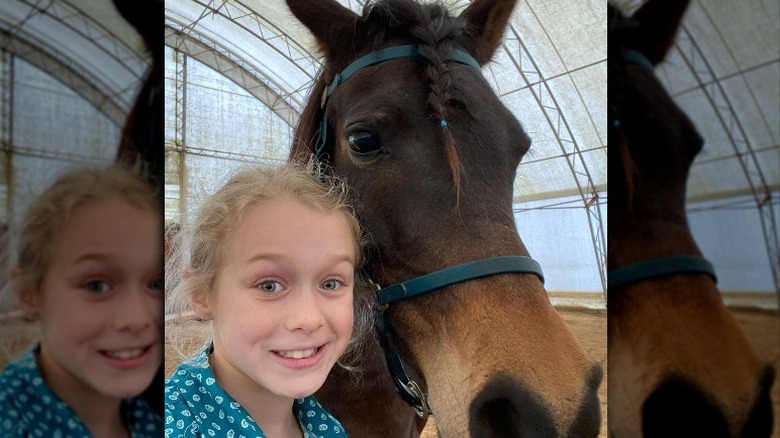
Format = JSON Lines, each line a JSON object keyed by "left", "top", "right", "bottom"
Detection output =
{"left": 0, "top": 0, "right": 151, "bottom": 125}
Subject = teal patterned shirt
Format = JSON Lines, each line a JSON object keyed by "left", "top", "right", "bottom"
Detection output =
{"left": 0, "top": 346, "right": 162, "bottom": 437}
{"left": 165, "top": 347, "right": 348, "bottom": 438}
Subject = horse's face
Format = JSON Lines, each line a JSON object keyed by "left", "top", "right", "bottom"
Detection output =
{"left": 608, "top": 2, "right": 775, "bottom": 436}
{"left": 327, "top": 57, "right": 527, "bottom": 261}
{"left": 288, "top": 0, "right": 601, "bottom": 436}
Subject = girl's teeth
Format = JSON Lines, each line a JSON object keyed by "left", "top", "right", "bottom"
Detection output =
{"left": 104, "top": 349, "right": 144, "bottom": 359}
{"left": 277, "top": 348, "right": 318, "bottom": 359}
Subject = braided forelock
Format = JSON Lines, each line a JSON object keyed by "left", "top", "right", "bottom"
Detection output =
{"left": 414, "top": 5, "right": 466, "bottom": 206}
{"left": 362, "top": 0, "right": 467, "bottom": 206}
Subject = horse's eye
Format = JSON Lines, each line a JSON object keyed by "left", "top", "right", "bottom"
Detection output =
{"left": 347, "top": 131, "right": 383, "bottom": 156}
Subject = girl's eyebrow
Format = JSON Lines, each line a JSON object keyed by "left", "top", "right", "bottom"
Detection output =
{"left": 72, "top": 252, "right": 116, "bottom": 264}
{"left": 244, "top": 253, "right": 355, "bottom": 265}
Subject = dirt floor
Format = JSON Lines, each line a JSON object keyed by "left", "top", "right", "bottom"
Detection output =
{"left": 2, "top": 304, "right": 777, "bottom": 437}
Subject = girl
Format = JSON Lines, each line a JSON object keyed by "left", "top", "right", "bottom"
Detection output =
{"left": 165, "top": 164, "right": 371, "bottom": 438}
{"left": 0, "top": 166, "right": 164, "bottom": 437}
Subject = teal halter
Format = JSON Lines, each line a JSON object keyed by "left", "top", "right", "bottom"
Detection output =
{"left": 621, "top": 48, "right": 655, "bottom": 71}
{"left": 316, "top": 44, "right": 546, "bottom": 418}
{"left": 609, "top": 256, "right": 717, "bottom": 289}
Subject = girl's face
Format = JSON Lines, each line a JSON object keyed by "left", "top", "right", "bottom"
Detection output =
{"left": 201, "top": 199, "right": 355, "bottom": 400}
{"left": 26, "top": 197, "right": 163, "bottom": 400}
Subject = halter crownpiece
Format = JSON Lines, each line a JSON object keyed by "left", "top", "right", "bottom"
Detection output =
{"left": 314, "top": 44, "right": 483, "bottom": 160}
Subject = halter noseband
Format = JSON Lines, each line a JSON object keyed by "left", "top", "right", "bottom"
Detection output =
{"left": 608, "top": 49, "right": 718, "bottom": 289}
{"left": 318, "top": 45, "right": 545, "bottom": 418}
{"left": 609, "top": 256, "right": 717, "bottom": 289}
{"left": 373, "top": 256, "right": 545, "bottom": 418}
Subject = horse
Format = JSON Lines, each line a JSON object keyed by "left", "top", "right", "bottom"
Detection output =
{"left": 607, "top": 1, "right": 775, "bottom": 436}
{"left": 286, "top": 0, "right": 602, "bottom": 436}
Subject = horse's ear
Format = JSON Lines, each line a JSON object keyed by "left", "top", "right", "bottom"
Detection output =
{"left": 285, "top": 0, "right": 359, "bottom": 59}
{"left": 458, "top": 0, "right": 518, "bottom": 65}
{"left": 631, "top": 0, "right": 691, "bottom": 65}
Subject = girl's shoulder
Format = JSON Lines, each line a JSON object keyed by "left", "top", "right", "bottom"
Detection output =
{"left": 0, "top": 349, "right": 49, "bottom": 423}
{"left": 165, "top": 350, "right": 265, "bottom": 438}
{"left": 124, "top": 396, "right": 163, "bottom": 438}
{"left": 294, "top": 396, "right": 349, "bottom": 438}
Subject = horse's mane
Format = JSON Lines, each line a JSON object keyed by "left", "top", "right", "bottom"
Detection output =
{"left": 293, "top": 0, "right": 468, "bottom": 202}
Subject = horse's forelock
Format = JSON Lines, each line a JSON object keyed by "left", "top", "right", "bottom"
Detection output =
{"left": 361, "top": 0, "right": 466, "bottom": 200}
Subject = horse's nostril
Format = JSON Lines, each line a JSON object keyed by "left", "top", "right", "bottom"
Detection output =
{"left": 469, "top": 375, "right": 555, "bottom": 438}
{"left": 739, "top": 364, "right": 775, "bottom": 438}
{"left": 469, "top": 374, "right": 600, "bottom": 438}
{"left": 642, "top": 378, "right": 730, "bottom": 438}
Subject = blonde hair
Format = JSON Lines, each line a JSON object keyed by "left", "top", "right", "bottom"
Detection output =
{"left": 9, "top": 165, "right": 159, "bottom": 304}
{"left": 166, "top": 163, "right": 373, "bottom": 372}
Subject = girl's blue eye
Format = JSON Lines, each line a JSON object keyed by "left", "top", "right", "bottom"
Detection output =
{"left": 257, "top": 281, "right": 283, "bottom": 293}
{"left": 321, "top": 279, "right": 343, "bottom": 291}
{"left": 84, "top": 280, "right": 111, "bottom": 294}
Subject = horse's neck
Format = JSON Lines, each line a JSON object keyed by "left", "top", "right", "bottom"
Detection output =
{"left": 608, "top": 202, "right": 702, "bottom": 269}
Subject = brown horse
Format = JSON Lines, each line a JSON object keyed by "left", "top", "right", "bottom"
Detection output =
{"left": 286, "top": 0, "right": 601, "bottom": 436}
{"left": 608, "top": 1, "right": 775, "bottom": 436}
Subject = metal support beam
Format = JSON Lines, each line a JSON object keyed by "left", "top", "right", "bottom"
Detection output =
{"left": 0, "top": 31, "right": 126, "bottom": 126}
{"left": 164, "top": 26, "right": 300, "bottom": 127}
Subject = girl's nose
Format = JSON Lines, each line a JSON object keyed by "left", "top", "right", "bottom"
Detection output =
{"left": 284, "top": 287, "right": 325, "bottom": 333}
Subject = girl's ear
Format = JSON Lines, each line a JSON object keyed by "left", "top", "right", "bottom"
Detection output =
{"left": 185, "top": 267, "right": 213, "bottom": 320}
{"left": 13, "top": 268, "right": 38, "bottom": 320}
{"left": 191, "top": 291, "right": 213, "bottom": 320}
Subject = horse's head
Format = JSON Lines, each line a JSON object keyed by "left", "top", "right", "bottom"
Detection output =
{"left": 608, "top": 0, "right": 703, "bottom": 219}
{"left": 608, "top": 1, "right": 775, "bottom": 436}
{"left": 287, "top": 0, "right": 601, "bottom": 436}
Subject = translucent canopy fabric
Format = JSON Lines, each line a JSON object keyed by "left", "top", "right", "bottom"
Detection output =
{"left": 0, "top": 0, "right": 150, "bottom": 228}
{"left": 617, "top": 0, "right": 779, "bottom": 202}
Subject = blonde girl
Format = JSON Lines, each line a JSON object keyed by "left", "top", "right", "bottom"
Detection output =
{"left": 165, "top": 164, "right": 371, "bottom": 438}
{"left": 0, "top": 166, "right": 163, "bottom": 437}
